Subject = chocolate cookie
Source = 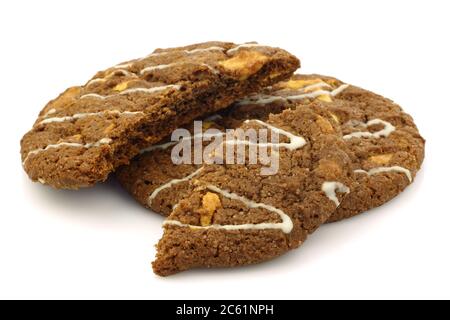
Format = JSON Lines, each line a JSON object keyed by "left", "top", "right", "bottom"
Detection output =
{"left": 116, "top": 113, "right": 262, "bottom": 216}
{"left": 233, "top": 74, "right": 425, "bottom": 221}
{"left": 116, "top": 80, "right": 312, "bottom": 215}
{"left": 20, "top": 42, "right": 299, "bottom": 189}
{"left": 151, "top": 104, "right": 355, "bottom": 276}
{"left": 117, "top": 74, "right": 424, "bottom": 223}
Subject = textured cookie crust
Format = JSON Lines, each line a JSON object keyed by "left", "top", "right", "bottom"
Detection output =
{"left": 116, "top": 114, "right": 255, "bottom": 216}
{"left": 116, "top": 79, "right": 323, "bottom": 215}
{"left": 231, "top": 74, "right": 425, "bottom": 221}
{"left": 311, "top": 75, "right": 425, "bottom": 221}
{"left": 118, "top": 74, "right": 424, "bottom": 223}
{"left": 20, "top": 42, "right": 299, "bottom": 189}
{"left": 151, "top": 105, "right": 355, "bottom": 276}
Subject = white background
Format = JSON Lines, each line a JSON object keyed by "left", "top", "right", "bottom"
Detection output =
{"left": 0, "top": 0, "right": 448, "bottom": 300}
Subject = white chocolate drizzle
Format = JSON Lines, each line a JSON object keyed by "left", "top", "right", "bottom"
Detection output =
{"left": 185, "top": 46, "right": 225, "bottom": 54}
{"left": 79, "top": 84, "right": 181, "bottom": 100}
{"left": 23, "top": 138, "right": 112, "bottom": 165}
{"left": 145, "top": 119, "right": 306, "bottom": 207}
{"left": 343, "top": 119, "right": 396, "bottom": 140}
{"left": 227, "top": 43, "right": 269, "bottom": 55}
{"left": 139, "top": 46, "right": 225, "bottom": 61}
{"left": 163, "top": 184, "right": 294, "bottom": 234}
{"left": 331, "top": 83, "right": 350, "bottom": 96}
{"left": 237, "top": 84, "right": 350, "bottom": 106}
{"left": 321, "top": 181, "right": 350, "bottom": 207}
{"left": 119, "top": 86, "right": 181, "bottom": 95}
{"left": 79, "top": 93, "right": 107, "bottom": 100}
{"left": 42, "top": 108, "right": 57, "bottom": 117}
{"left": 140, "top": 141, "right": 178, "bottom": 153}
{"left": 140, "top": 63, "right": 179, "bottom": 75}
{"left": 354, "top": 166, "right": 412, "bottom": 183}
{"left": 89, "top": 45, "right": 224, "bottom": 87}
{"left": 235, "top": 119, "right": 306, "bottom": 151}
{"left": 140, "top": 62, "right": 218, "bottom": 76}
{"left": 38, "top": 110, "right": 144, "bottom": 125}
{"left": 140, "top": 119, "right": 306, "bottom": 154}
{"left": 147, "top": 167, "right": 204, "bottom": 206}
{"left": 286, "top": 84, "right": 350, "bottom": 99}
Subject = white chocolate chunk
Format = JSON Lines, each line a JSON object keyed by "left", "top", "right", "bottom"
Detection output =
{"left": 164, "top": 184, "right": 294, "bottom": 234}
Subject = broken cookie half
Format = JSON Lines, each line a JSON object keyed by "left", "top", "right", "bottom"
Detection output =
{"left": 21, "top": 41, "right": 299, "bottom": 189}
{"left": 152, "top": 104, "right": 356, "bottom": 276}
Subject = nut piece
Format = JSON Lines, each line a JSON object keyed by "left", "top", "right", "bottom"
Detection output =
{"left": 325, "top": 79, "right": 339, "bottom": 86}
{"left": 62, "top": 86, "right": 82, "bottom": 99}
{"left": 282, "top": 79, "right": 322, "bottom": 90}
{"left": 104, "top": 123, "right": 116, "bottom": 135}
{"left": 269, "top": 71, "right": 283, "bottom": 79}
{"left": 219, "top": 51, "right": 269, "bottom": 80}
{"left": 202, "top": 121, "right": 216, "bottom": 130}
{"left": 113, "top": 81, "right": 130, "bottom": 92}
{"left": 315, "top": 115, "right": 334, "bottom": 133}
{"left": 369, "top": 153, "right": 393, "bottom": 164}
{"left": 47, "top": 86, "right": 82, "bottom": 112}
{"left": 198, "top": 192, "right": 222, "bottom": 226}
{"left": 317, "top": 94, "right": 332, "bottom": 102}
{"left": 281, "top": 79, "right": 333, "bottom": 102}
